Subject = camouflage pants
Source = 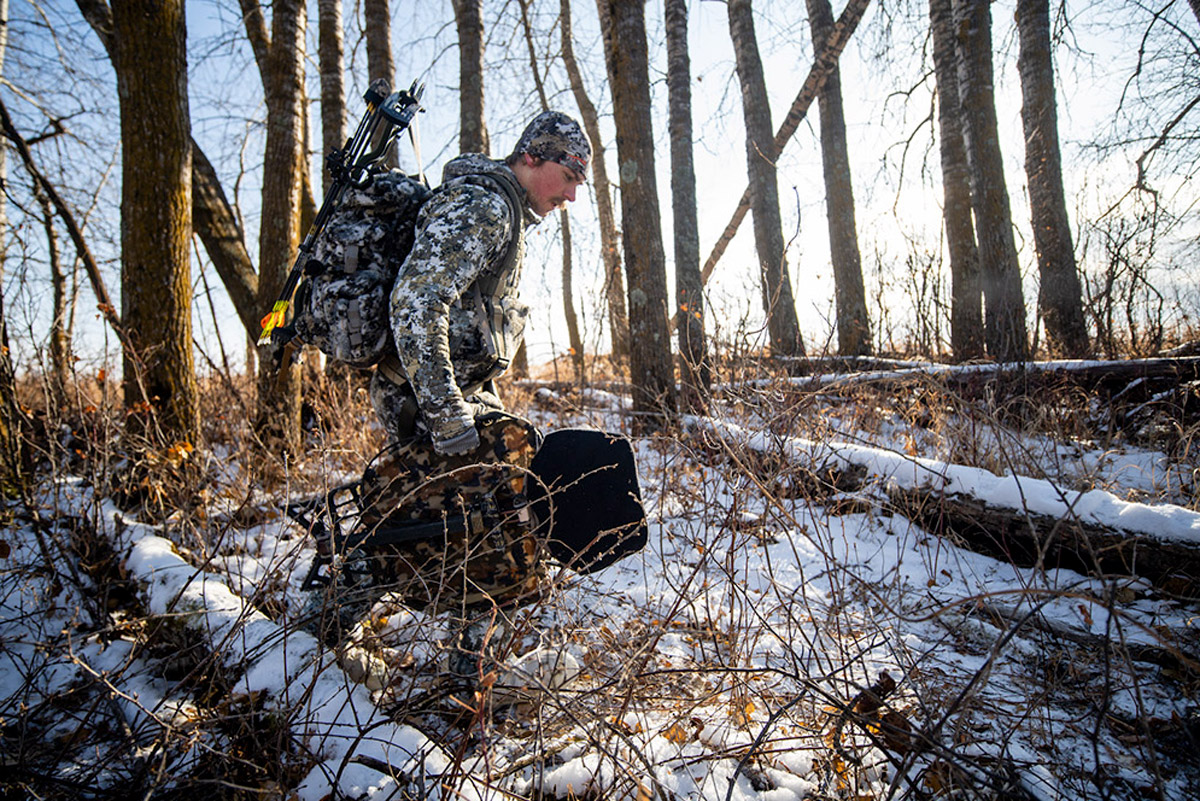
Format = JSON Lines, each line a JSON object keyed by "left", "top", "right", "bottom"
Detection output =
{"left": 349, "top": 411, "right": 547, "bottom": 614}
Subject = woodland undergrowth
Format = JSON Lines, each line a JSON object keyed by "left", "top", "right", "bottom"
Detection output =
{"left": 1, "top": 353, "right": 1198, "bottom": 800}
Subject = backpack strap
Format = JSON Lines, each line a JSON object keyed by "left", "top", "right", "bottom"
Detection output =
{"left": 459, "top": 169, "right": 525, "bottom": 376}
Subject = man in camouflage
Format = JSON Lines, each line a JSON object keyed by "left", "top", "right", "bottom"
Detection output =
{"left": 329, "top": 112, "right": 590, "bottom": 700}
{"left": 371, "top": 110, "right": 590, "bottom": 455}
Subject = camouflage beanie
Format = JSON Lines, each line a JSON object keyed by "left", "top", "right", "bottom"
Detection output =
{"left": 513, "top": 111, "right": 591, "bottom": 177}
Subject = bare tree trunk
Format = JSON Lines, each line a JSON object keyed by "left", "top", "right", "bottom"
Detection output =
{"left": 317, "top": 0, "right": 349, "bottom": 382}
{"left": 0, "top": 0, "right": 25, "bottom": 494}
{"left": 114, "top": 0, "right": 198, "bottom": 445}
{"left": 561, "top": 209, "right": 584, "bottom": 378}
{"left": 701, "top": 0, "right": 870, "bottom": 288}
{"left": 35, "top": 186, "right": 71, "bottom": 402}
{"left": 364, "top": 0, "right": 393, "bottom": 87}
{"left": 955, "top": 0, "right": 1028, "bottom": 362}
{"left": 665, "top": 0, "right": 708, "bottom": 411}
{"left": 562, "top": 0, "right": 628, "bottom": 365}
{"left": 318, "top": 0, "right": 346, "bottom": 196}
{"left": 77, "top": 0, "right": 261, "bottom": 340}
{"left": 727, "top": 0, "right": 804, "bottom": 358}
{"left": 454, "top": 0, "right": 490, "bottom": 154}
{"left": 191, "top": 147, "right": 259, "bottom": 336}
{"left": 300, "top": 97, "right": 317, "bottom": 233}
{"left": 516, "top": 0, "right": 581, "bottom": 377}
{"left": 1017, "top": 0, "right": 1088, "bottom": 357}
{"left": 242, "top": 0, "right": 307, "bottom": 457}
{"left": 598, "top": 0, "right": 676, "bottom": 426}
{"left": 930, "top": 0, "right": 982, "bottom": 361}
{"left": 806, "top": 0, "right": 871, "bottom": 357}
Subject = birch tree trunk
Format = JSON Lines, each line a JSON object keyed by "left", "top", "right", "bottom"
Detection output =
{"left": 562, "top": 0, "right": 629, "bottom": 365}
{"left": 955, "top": 0, "right": 1028, "bottom": 361}
{"left": 598, "top": 0, "right": 676, "bottom": 425}
{"left": 929, "top": 0, "right": 982, "bottom": 361}
{"left": 665, "top": 0, "right": 708, "bottom": 410}
{"left": 454, "top": 0, "right": 490, "bottom": 155}
{"left": 727, "top": 0, "right": 804, "bottom": 357}
{"left": 806, "top": 0, "right": 871, "bottom": 356}
{"left": 1017, "top": 0, "right": 1088, "bottom": 357}
{"left": 242, "top": 0, "right": 307, "bottom": 457}
{"left": 113, "top": 0, "right": 198, "bottom": 445}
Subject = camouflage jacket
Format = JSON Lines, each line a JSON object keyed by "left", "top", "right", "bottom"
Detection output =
{"left": 389, "top": 154, "right": 539, "bottom": 440}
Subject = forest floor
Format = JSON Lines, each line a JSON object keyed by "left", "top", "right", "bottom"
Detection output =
{"left": 2, "top": 358, "right": 1198, "bottom": 800}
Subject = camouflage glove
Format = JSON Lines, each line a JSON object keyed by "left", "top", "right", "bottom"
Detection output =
{"left": 433, "top": 424, "right": 481, "bottom": 456}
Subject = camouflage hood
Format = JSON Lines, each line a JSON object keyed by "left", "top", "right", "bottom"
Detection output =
{"left": 442, "top": 154, "right": 540, "bottom": 226}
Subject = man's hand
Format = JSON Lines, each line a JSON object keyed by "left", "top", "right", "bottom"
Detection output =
{"left": 433, "top": 424, "right": 481, "bottom": 456}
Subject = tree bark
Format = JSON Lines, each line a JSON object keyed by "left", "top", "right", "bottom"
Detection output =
{"left": 701, "top": 0, "right": 870, "bottom": 289}
{"left": 36, "top": 185, "right": 71, "bottom": 402}
{"left": 318, "top": 0, "right": 347, "bottom": 197}
{"left": 806, "top": 0, "right": 871, "bottom": 357}
{"left": 191, "top": 147, "right": 259, "bottom": 336}
{"left": 598, "top": 0, "right": 676, "bottom": 425}
{"left": 113, "top": 0, "right": 198, "bottom": 444}
{"left": 561, "top": 209, "right": 584, "bottom": 378}
{"left": 453, "top": 0, "right": 490, "bottom": 155}
{"left": 727, "top": 0, "right": 804, "bottom": 358}
{"left": 955, "top": 0, "right": 1028, "bottom": 362}
{"left": 77, "top": 0, "right": 261, "bottom": 340}
{"left": 665, "top": 0, "right": 708, "bottom": 411}
{"left": 562, "top": 0, "right": 628, "bottom": 365}
{"left": 929, "top": 0, "right": 982, "bottom": 361}
{"left": 364, "top": 0, "right": 393, "bottom": 88}
{"left": 0, "top": 0, "right": 27, "bottom": 494}
{"left": 1016, "top": 0, "right": 1088, "bottom": 358}
{"left": 242, "top": 0, "right": 307, "bottom": 457}
{"left": 516, "top": 0, "right": 582, "bottom": 377}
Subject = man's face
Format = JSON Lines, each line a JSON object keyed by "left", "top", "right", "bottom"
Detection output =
{"left": 520, "top": 154, "right": 586, "bottom": 216}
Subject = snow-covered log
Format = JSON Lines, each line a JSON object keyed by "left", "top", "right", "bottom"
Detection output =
{"left": 688, "top": 417, "right": 1200, "bottom": 597}
{"left": 888, "top": 486, "right": 1200, "bottom": 598}
{"left": 104, "top": 506, "right": 484, "bottom": 801}
{"left": 777, "top": 356, "right": 1200, "bottom": 391}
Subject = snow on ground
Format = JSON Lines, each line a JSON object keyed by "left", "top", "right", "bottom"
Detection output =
{"left": 2, "top": 394, "right": 1198, "bottom": 799}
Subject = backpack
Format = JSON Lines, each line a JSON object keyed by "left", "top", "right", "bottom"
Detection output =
{"left": 289, "top": 166, "right": 523, "bottom": 369}
{"left": 290, "top": 168, "right": 430, "bottom": 367}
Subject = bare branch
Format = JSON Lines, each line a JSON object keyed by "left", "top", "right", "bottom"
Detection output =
{"left": 701, "top": 0, "right": 872, "bottom": 286}
{"left": 0, "top": 94, "right": 122, "bottom": 339}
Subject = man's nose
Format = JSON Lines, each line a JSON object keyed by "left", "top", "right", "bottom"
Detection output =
{"left": 564, "top": 183, "right": 577, "bottom": 203}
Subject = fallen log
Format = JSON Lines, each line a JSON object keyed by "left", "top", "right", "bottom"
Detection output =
{"left": 887, "top": 487, "right": 1200, "bottom": 599}
{"left": 687, "top": 417, "right": 1200, "bottom": 599}
{"left": 777, "top": 356, "right": 1200, "bottom": 402}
